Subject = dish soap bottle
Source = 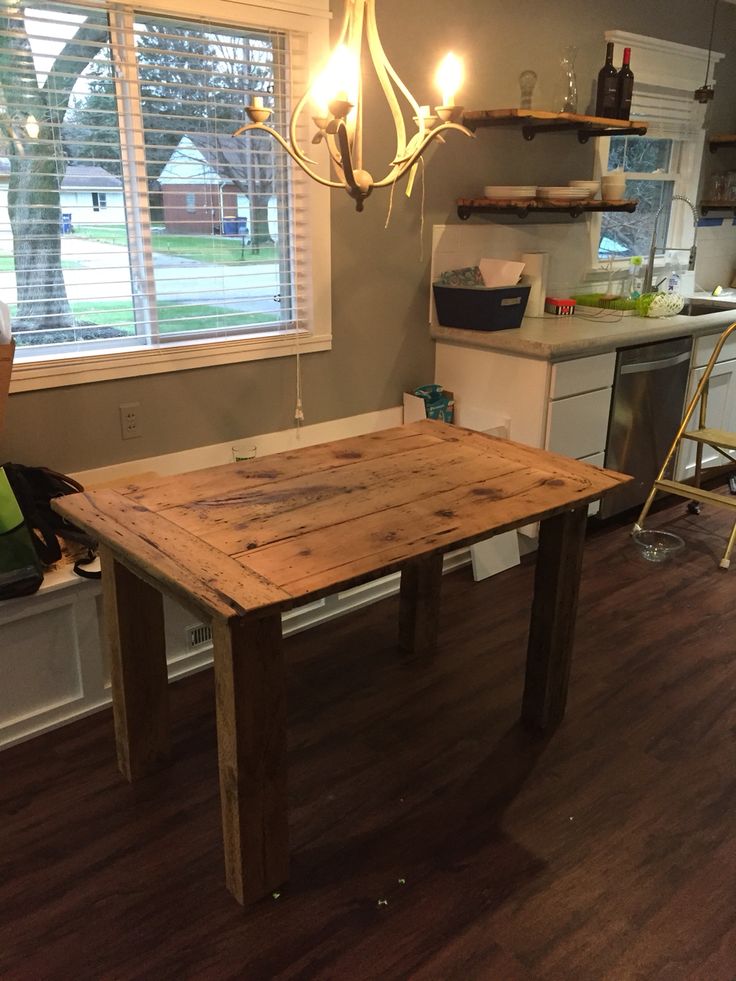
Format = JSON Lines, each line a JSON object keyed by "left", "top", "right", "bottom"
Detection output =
{"left": 628, "top": 256, "right": 644, "bottom": 298}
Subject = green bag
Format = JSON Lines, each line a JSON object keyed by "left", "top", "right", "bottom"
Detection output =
{"left": 0, "top": 467, "right": 44, "bottom": 600}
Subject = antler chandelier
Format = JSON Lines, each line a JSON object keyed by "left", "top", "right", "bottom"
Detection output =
{"left": 233, "top": 0, "right": 473, "bottom": 211}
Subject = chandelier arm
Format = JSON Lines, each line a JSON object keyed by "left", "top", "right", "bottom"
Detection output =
{"left": 333, "top": 119, "right": 361, "bottom": 194}
{"left": 371, "top": 122, "right": 473, "bottom": 188}
{"left": 347, "top": 1, "right": 365, "bottom": 171}
{"left": 364, "top": 0, "right": 408, "bottom": 161}
{"left": 233, "top": 121, "right": 348, "bottom": 189}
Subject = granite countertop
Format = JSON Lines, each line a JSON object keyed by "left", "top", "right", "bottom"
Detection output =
{"left": 430, "top": 292, "right": 736, "bottom": 362}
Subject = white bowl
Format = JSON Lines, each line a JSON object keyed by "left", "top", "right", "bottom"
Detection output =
{"left": 483, "top": 185, "right": 537, "bottom": 199}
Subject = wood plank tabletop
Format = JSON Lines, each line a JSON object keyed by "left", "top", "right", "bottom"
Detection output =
{"left": 53, "top": 421, "right": 630, "bottom": 619}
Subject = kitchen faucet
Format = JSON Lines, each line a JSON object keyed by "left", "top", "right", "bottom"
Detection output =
{"left": 641, "top": 194, "right": 699, "bottom": 294}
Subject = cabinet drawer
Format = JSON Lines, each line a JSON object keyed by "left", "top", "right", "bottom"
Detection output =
{"left": 547, "top": 389, "right": 611, "bottom": 459}
{"left": 693, "top": 329, "right": 736, "bottom": 368}
{"left": 550, "top": 352, "right": 616, "bottom": 399}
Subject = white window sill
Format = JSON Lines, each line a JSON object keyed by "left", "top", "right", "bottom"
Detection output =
{"left": 9, "top": 328, "right": 331, "bottom": 393}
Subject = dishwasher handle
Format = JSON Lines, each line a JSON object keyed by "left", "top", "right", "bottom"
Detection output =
{"left": 619, "top": 350, "right": 692, "bottom": 375}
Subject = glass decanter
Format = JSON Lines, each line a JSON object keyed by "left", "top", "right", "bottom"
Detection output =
{"left": 556, "top": 46, "right": 578, "bottom": 113}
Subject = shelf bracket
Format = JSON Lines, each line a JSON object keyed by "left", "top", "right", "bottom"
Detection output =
{"left": 576, "top": 124, "right": 648, "bottom": 144}
{"left": 522, "top": 122, "right": 581, "bottom": 141}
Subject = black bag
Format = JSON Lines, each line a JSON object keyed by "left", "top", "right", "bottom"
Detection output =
{"left": 1, "top": 463, "right": 99, "bottom": 572}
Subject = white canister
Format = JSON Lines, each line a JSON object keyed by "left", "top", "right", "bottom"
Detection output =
{"left": 601, "top": 172, "right": 627, "bottom": 201}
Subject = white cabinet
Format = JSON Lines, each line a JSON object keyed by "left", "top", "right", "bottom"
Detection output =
{"left": 545, "top": 353, "right": 615, "bottom": 461}
{"left": 676, "top": 358, "right": 736, "bottom": 479}
{"left": 546, "top": 389, "right": 612, "bottom": 459}
{"left": 435, "top": 343, "right": 615, "bottom": 532}
{"left": 675, "top": 327, "right": 736, "bottom": 481}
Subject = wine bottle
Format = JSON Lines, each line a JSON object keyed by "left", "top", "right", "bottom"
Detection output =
{"left": 616, "top": 47, "right": 634, "bottom": 120}
{"left": 595, "top": 42, "right": 618, "bottom": 118}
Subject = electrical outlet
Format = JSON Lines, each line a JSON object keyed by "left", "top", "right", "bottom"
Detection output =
{"left": 119, "top": 402, "right": 141, "bottom": 440}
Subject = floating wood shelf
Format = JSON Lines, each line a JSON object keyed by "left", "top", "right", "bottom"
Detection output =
{"left": 461, "top": 109, "right": 649, "bottom": 144}
{"left": 700, "top": 200, "right": 736, "bottom": 216}
{"left": 456, "top": 198, "right": 638, "bottom": 221}
{"left": 708, "top": 135, "right": 736, "bottom": 153}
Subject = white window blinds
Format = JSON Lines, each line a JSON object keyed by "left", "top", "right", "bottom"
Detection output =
{"left": 1, "top": 1, "right": 309, "bottom": 358}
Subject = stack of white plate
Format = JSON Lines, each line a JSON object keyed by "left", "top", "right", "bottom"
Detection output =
{"left": 483, "top": 185, "right": 537, "bottom": 199}
{"left": 569, "top": 180, "right": 600, "bottom": 198}
{"left": 536, "top": 186, "right": 590, "bottom": 200}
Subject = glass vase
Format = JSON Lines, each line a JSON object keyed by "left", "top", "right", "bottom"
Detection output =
{"left": 556, "top": 46, "right": 578, "bottom": 113}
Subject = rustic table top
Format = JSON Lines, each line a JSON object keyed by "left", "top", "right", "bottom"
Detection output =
{"left": 53, "top": 420, "right": 629, "bottom": 623}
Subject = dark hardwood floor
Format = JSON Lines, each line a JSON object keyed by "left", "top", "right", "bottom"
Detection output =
{"left": 2, "top": 489, "right": 736, "bottom": 980}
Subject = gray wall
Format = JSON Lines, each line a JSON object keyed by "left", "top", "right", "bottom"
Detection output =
{"left": 3, "top": 0, "right": 736, "bottom": 472}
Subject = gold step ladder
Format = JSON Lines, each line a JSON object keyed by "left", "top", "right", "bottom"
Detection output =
{"left": 634, "top": 319, "right": 736, "bottom": 569}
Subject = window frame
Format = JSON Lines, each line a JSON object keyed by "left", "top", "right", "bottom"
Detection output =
{"left": 592, "top": 132, "right": 704, "bottom": 268}
{"left": 9, "top": 0, "right": 332, "bottom": 394}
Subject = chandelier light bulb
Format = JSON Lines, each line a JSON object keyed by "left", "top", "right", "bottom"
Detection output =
{"left": 435, "top": 52, "right": 464, "bottom": 107}
{"left": 311, "top": 44, "right": 359, "bottom": 117}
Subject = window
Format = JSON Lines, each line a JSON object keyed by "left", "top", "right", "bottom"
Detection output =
{"left": 2, "top": 0, "right": 331, "bottom": 391}
{"left": 594, "top": 31, "right": 723, "bottom": 267}
{"left": 599, "top": 136, "right": 679, "bottom": 259}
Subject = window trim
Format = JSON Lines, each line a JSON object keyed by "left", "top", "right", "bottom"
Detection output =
{"left": 8, "top": 0, "right": 332, "bottom": 393}
{"left": 588, "top": 29, "right": 720, "bottom": 272}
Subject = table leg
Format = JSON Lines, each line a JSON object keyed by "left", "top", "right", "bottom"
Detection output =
{"left": 100, "top": 547, "right": 169, "bottom": 781}
{"left": 399, "top": 552, "right": 444, "bottom": 657}
{"left": 522, "top": 507, "right": 587, "bottom": 732}
{"left": 212, "top": 613, "right": 288, "bottom": 905}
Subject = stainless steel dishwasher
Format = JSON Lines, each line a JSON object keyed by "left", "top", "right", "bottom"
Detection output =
{"left": 600, "top": 335, "right": 693, "bottom": 519}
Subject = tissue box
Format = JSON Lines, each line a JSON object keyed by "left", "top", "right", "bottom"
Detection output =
{"left": 0, "top": 340, "right": 14, "bottom": 435}
{"left": 403, "top": 387, "right": 455, "bottom": 424}
{"left": 433, "top": 282, "right": 531, "bottom": 332}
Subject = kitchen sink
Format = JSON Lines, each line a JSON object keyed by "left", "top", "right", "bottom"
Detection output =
{"left": 679, "top": 298, "right": 736, "bottom": 317}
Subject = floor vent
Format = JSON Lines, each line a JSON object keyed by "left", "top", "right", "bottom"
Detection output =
{"left": 185, "top": 623, "right": 213, "bottom": 651}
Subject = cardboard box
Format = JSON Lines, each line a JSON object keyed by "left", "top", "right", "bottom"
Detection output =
{"left": 0, "top": 340, "right": 14, "bottom": 436}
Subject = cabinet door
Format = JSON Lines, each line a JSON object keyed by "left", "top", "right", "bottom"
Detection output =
{"left": 546, "top": 388, "right": 612, "bottom": 460}
{"left": 693, "top": 330, "right": 736, "bottom": 369}
{"left": 675, "top": 358, "right": 736, "bottom": 480}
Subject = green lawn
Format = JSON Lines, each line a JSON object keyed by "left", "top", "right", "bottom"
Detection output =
{"left": 0, "top": 254, "right": 82, "bottom": 272}
{"left": 72, "top": 225, "right": 279, "bottom": 264}
{"left": 11, "top": 300, "right": 276, "bottom": 345}
{"left": 69, "top": 299, "right": 274, "bottom": 335}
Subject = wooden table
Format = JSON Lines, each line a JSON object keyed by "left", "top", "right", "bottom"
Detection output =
{"left": 54, "top": 420, "right": 629, "bottom": 905}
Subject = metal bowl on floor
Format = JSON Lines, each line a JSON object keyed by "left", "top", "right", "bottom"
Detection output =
{"left": 631, "top": 528, "right": 685, "bottom": 563}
